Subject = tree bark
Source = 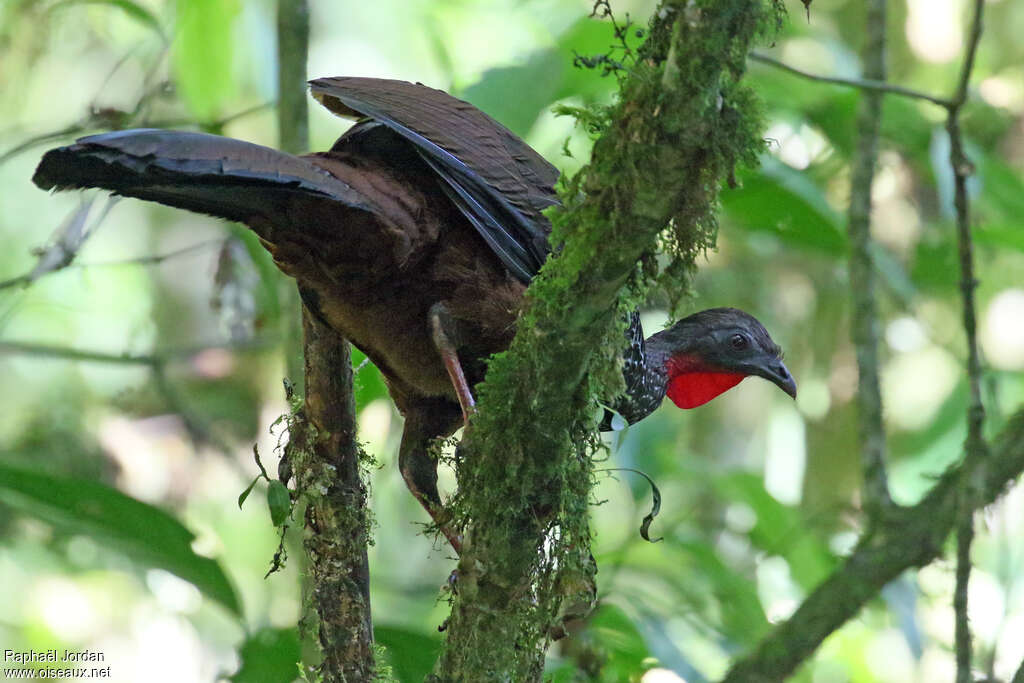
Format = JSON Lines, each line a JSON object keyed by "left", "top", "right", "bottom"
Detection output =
{"left": 433, "top": 1, "right": 781, "bottom": 679}
{"left": 295, "top": 311, "right": 374, "bottom": 680}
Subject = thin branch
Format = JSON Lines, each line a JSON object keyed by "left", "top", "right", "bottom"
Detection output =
{"left": 949, "top": 0, "right": 986, "bottom": 108}
{"left": 0, "top": 336, "right": 266, "bottom": 465}
{"left": 749, "top": 52, "right": 953, "bottom": 109}
{"left": 0, "top": 103, "right": 272, "bottom": 166}
{"left": 275, "top": 0, "right": 308, "bottom": 389}
{"left": 721, "top": 409, "right": 1024, "bottom": 683}
{"left": 954, "top": 514, "right": 976, "bottom": 683}
{"left": 0, "top": 198, "right": 218, "bottom": 292}
{"left": 76, "top": 239, "right": 226, "bottom": 269}
{"left": 0, "top": 238, "right": 225, "bottom": 292}
{"left": 947, "top": 1, "right": 988, "bottom": 680}
{"left": 0, "top": 341, "right": 162, "bottom": 365}
{"left": 0, "top": 338, "right": 273, "bottom": 365}
{"left": 0, "top": 124, "right": 90, "bottom": 166}
{"left": 846, "top": 0, "right": 892, "bottom": 517}
{"left": 292, "top": 310, "right": 373, "bottom": 681}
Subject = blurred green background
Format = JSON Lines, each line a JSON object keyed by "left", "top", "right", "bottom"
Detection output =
{"left": 1, "top": 0, "right": 1023, "bottom": 681}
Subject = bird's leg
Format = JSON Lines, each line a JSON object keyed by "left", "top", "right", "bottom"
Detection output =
{"left": 429, "top": 303, "right": 475, "bottom": 423}
{"left": 398, "top": 401, "right": 464, "bottom": 554}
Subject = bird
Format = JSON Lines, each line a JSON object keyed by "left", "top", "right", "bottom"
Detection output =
{"left": 32, "top": 77, "right": 796, "bottom": 551}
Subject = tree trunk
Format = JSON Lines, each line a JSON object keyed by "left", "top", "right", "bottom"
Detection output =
{"left": 432, "top": 1, "right": 782, "bottom": 679}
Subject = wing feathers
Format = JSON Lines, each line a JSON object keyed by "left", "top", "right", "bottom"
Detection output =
{"left": 310, "top": 77, "right": 557, "bottom": 281}
{"left": 32, "top": 129, "right": 371, "bottom": 225}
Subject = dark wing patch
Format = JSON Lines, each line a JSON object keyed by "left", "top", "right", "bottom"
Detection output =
{"left": 33, "top": 129, "right": 372, "bottom": 225}
{"left": 309, "top": 77, "right": 558, "bottom": 282}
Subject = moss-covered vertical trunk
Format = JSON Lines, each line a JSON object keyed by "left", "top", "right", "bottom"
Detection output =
{"left": 295, "top": 311, "right": 374, "bottom": 680}
{"left": 432, "top": 1, "right": 781, "bottom": 680}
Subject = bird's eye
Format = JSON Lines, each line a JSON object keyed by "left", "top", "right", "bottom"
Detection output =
{"left": 730, "top": 334, "right": 749, "bottom": 350}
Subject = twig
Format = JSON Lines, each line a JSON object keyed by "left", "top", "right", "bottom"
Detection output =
{"left": 846, "top": 0, "right": 892, "bottom": 517}
{"left": 74, "top": 239, "right": 226, "bottom": 269}
{"left": 0, "top": 103, "right": 272, "bottom": 166}
{"left": 0, "top": 125, "right": 89, "bottom": 166}
{"left": 749, "top": 52, "right": 953, "bottom": 109}
{"left": 0, "top": 238, "right": 226, "bottom": 292}
{"left": 0, "top": 197, "right": 121, "bottom": 291}
{"left": 947, "top": 1, "right": 988, "bottom": 680}
{"left": 954, "top": 515, "right": 975, "bottom": 683}
{"left": 0, "top": 340, "right": 163, "bottom": 366}
{"left": 0, "top": 336, "right": 266, "bottom": 467}
{"left": 0, "top": 338, "right": 273, "bottom": 365}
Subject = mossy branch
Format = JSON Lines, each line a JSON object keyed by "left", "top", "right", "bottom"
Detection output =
{"left": 291, "top": 311, "right": 374, "bottom": 681}
{"left": 432, "top": 1, "right": 782, "bottom": 680}
{"left": 721, "top": 409, "right": 1024, "bottom": 683}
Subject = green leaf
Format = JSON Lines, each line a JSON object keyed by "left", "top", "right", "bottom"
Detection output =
{"left": 351, "top": 347, "right": 389, "bottom": 407}
{"left": 911, "top": 233, "right": 959, "bottom": 291}
{"left": 229, "top": 628, "right": 301, "bottom": 683}
{"left": 375, "top": 625, "right": 441, "bottom": 683}
{"left": 976, "top": 224, "right": 1024, "bottom": 252}
{"left": 460, "top": 17, "right": 619, "bottom": 138}
{"left": 237, "top": 475, "right": 260, "bottom": 509}
{"left": 713, "top": 472, "right": 835, "bottom": 589}
{"left": 881, "top": 96, "right": 936, "bottom": 168}
{"left": 976, "top": 152, "right": 1024, "bottom": 222}
{"left": 0, "top": 461, "right": 241, "bottom": 616}
{"left": 677, "top": 539, "right": 770, "bottom": 643}
{"left": 49, "top": 0, "right": 167, "bottom": 43}
{"left": 723, "top": 157, "right": 846, "bottom": 253}
{"left": 461, "top": 50, "right": 565, "bottom": 138}
{"left": 587, "top": 603, "right": 653, "bottom": 680}
{"left": 871, "top": 242, "right": 916, "bottom": 302}
{"left": 267, "top": 480, "right": 291, "bottom": 527}
{"left": 603, "top": 468, "right": 662, "bottom": 543}
{"left": 173, "top": 0, "right": 239, "bottom": 120}
{"left": 229, "top": 227, "right": 283, "bottom": 330}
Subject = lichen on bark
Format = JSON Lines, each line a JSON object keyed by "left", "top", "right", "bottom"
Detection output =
{"left": 432, "top": 2, "right": 783, "bottom": 680}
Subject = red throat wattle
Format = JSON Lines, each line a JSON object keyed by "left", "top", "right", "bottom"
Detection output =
{"left": 665, "top": 354, "right": 746, "bottom": 409}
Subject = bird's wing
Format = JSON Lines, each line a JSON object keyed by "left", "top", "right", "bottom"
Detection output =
{"left": 32, "top": 128, "right": 371, "bottom": 225}
{"left": 310, "top": 77, "right": 558, "bottom": 282}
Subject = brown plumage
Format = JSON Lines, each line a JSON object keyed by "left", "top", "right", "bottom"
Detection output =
{"left": 32, "top": 77, "right": 796, "bottom": 551}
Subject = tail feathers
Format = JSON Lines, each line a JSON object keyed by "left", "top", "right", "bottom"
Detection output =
{"left": 32, "top": 129, "right": 371, "bottom": 227}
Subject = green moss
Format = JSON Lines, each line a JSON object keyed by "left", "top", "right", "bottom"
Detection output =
{"left": 435, "top": 1, "right": 784, "bottom": 679}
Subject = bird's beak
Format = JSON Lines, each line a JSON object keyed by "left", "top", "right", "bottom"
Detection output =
{"left": 747, "top": 357, "right": 797, "bottom": 400}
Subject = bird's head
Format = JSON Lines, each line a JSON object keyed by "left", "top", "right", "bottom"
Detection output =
{"left": 650, "top": 307, "right": 796, "bottom": 409}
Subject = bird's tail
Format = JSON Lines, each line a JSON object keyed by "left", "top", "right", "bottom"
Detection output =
{"left": 32, "top": 128, "right": 370, "bottom": 232}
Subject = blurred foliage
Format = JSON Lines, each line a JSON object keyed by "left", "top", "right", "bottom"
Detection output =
{"left": 1, "top": 0, "right": 1023, "bottom": 681}
{"left": 0, "top": 461, "right": 241, "bottom": 616}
